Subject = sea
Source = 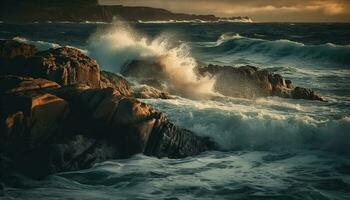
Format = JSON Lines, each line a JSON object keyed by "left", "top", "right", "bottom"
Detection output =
{"left": 0, "top": 21, "right": 350, "bottom": 200}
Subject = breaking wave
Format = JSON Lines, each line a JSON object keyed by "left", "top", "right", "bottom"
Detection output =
{"left": 87, "top": 23, "right": 215, "bottom": 98}
{"left": 144, "top": 97, "right": 350, "bottom": 154}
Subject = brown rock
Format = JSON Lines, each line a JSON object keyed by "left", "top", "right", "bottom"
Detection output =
{"left": 27, "top": 47, "right": 100, "bottom": 87}
{"left": 112, "top": 98, "right": 155, "bottom": 125}
{"left": 0, "top": 39, "right": 37, "bottom": 59}
{"left": 0, "top": 75, "right": 60, "bottom": 95}
{"left": 0, "top": 93, "right": 69, "bottom": 154}
{"left": 100, "top": 70, "right": 132, "bottom": 96}
{"left": 132, "top": 85, "right": 172, "bottom": 99}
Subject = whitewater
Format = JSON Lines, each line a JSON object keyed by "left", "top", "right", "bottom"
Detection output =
{"left": 1, "top": 22, "right": 350, "bottom": 199}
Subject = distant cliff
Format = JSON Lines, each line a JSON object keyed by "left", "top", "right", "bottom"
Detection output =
{"left": 0, "top": 0, "right": 252, "bottom": 23}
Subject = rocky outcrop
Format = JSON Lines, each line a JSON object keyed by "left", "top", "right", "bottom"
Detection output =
{"left": 100, "top": 70, "right": 132, "bottom": 96}
{"left": 198, "top": 64, "right": 324, "bottom": 101}
{"left": 291, "top": 87, "right": 324, "bottom": 101}
{"left": 0, "top": 0, "right": 251, "bottom": 23}
{"left": 28, "top": 47, "right": 101, "bottom": 87}
{"left": 1, "top": 46, "right": 101, "bottom": 88}
{"left": 0, "top": 40, "right": 37, "bottom": 59}
{"left": 0, "top": 75, "right": 60, "bottom": 94}
{"left": 0, "top": 40, "right": 215, "bottom": 181}
{"left": 122, "top": 59, "right": 323, "bottom": 101}
{"left": 0, "top": 84, "right": 69, "bottom": 155}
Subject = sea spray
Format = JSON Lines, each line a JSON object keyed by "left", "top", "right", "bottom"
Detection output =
{"left": 87, "top": 22, "right": 215, "bottom": 98}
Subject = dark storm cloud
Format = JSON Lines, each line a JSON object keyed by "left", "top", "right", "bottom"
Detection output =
{"left": 99, "top": 0, "right": 350, "bottom": 22}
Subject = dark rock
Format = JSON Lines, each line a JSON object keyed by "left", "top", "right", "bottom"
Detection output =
{"left": 145, "top": 114, "right": 215, "bottom": 158}
{"left": 15, "top": 135, "right": 119, "bottom": 179}
{"left": 121, "top": 59, "right": 167, "bottom": 81}
{"left": 100, "top": 70, "right": 132, "bottom": 96}
{"left": 285, "top": 80, "right": 293, "bottom": 89}
{"left": 0, "top": 39, "right": 37, "bottom": 59}
{"left": 0, "top": 75, "right": 60, "bottom": 95}
{"left": 198, "top": 64, "right": 323, "bottom": 101}
{"left": 198, "top": 64, "right": 273, "bottom": 98}
{"left": 0, "top": 92, "right": 69, "bottom": 155}
{"left": 291, "top": 87, "right": 324, "bottom": 101}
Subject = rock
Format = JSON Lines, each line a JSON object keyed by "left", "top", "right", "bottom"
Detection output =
{"left": 100, "top": 70, "right": 132, "bottom": 96}
{"left": 0, "top": 39, "right": 37, "bottom": 59}
{"left": 0, "top": 44, "right": 100, "bottom": 88}
{"left": 27, "top": 47, "right": 101, "bottom": 87}
{"left": 291, "top": 87, "right": 324, "bottom": 101}
{"left": 0, "top": 75, "right": 60, "bottom": 94}
{"left": 285, "top": 80, "right": 293, "bottom": 89}
{"left": 198, "top": 65, "right": 273, "bottom": 98}
{"left": 198, "top": 64, "right": 323, "bottom": 101}
{"left": 55, "top": 88, "right": 214, "bottom": 158}
{"left": 133, "top": 85, "right": 172, "bottom": 99}
{"left": 0, "top": 92, "right": 69, "bottom": 154}
{"left": 121, "top": 59, "right": 167, "bottom": 81}
{"left": 144, "top": 113, "right": 215, "bottom": 158}
{"left": 15, "top": 135, "right": 119, "bottom": 179}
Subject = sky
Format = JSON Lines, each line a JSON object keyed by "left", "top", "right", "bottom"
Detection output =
{"left": 99, "top": 0, "right": 350, "bottom": 22}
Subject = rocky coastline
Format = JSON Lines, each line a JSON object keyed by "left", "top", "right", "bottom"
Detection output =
{"left": 0, "top": 39, "right": 323, "bottom": 187}
{"left": 0, "top": 0, "right": 252, "bottom": 23}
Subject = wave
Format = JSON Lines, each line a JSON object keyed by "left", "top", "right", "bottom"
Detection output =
{"left": 87, "top": 22, "right": 215, "bottom": 98}
{"left": 13, "top": 36, "right": 61, "bottom": 51}
{"left": 144, "top": 97, "right": 350, "bottom": 154}
{"left": 12, "top": 37, "right": 88, "bottom": 54}
{"left": 202, "top": 33, "right": 350, "bottom": 66}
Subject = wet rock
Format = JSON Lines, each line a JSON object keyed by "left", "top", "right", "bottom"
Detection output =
{"left": 133, "top": 85, "right": 172, "bottom": 99}
{"left": 55, "top": 88, "right": 214, "bottom": 158}
{"left": 15, "top": 135, "right": 119, "bottom": 179}
{"left": 198, "top": 64, "right": 323, "bottom": 101}
{"left": 0, "top": 39, "right": 37, "bottom": 59}
{"left": 145, "top": 113, "right": 215, "bottom": 158}
{"left": 291, "top": 87, "right": 324, "bottom": 101}
{"left": 121, "top": 59, "right": 167, "bottom": 81}
{"left": 100, "top": 70, "right": 132, "bottom": 96}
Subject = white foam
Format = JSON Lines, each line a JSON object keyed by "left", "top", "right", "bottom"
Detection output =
{"left": 87, "top": 22, "right": 215, "bottom": 98}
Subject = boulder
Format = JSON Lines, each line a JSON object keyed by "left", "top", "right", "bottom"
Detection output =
{"left": 121, "top": 59, "right": 167, "bottom": 81}
{"left": 27, "top": 47, "right": 101, "bottom": 87}
{"left": 0, "top": 92, "right": 69, "bottom": 154}
{"left": 0, "top": 39, "right": 37, "bottom": 59}
{"left": 291, "top": 87, "right": 324, "bottom": 101}
{"left": 55, "top": 88, "right": 214, "bottom": 158}
{"left": 100, "top": 70, "right": 132, "bottom": 96}
{"left": 15, "top": 135, "right": 119, "bottom": 179}
{"left": 198, "top": 64, "right": 323, "bottom": 101}
{"left": 0, "top": 44, "right": 100, "bottom": 88}
{"left": 0, "top": 75, "right": 60, "bottom": 94}
{"left": 198, "top": 65, "right": 273, "bottom": 98}
{"left": 145, "top": 113, "right": 215, "bottom": 158}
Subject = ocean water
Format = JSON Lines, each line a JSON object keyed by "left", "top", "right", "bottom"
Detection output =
{"left": 1, "top": 22, "right": 350, "bottom": 200}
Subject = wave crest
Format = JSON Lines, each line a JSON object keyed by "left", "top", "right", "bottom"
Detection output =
{"left": 87, "top": 23, "right": 215, "bottom": 98}
{"left": 206, "top": 33, "right": 350, "bottom": 66}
